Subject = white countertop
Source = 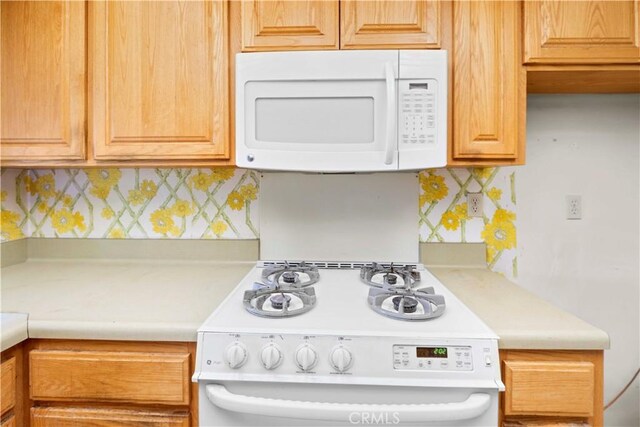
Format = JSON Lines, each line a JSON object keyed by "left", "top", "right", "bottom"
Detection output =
{"left": 1, "top": 259, "right": 253, "bottom": 343}
{"left": 430, "top": 267, "right": 610, "bottom": 350}
{"left": 0, "top": 256, "right": 609, "bottom": 350}
{"left": 0, "top": 312, "right": 28, "bottom": 352}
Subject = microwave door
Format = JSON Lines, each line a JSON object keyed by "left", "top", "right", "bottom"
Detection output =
{"left": 236, "top": 52, "right": 399, "bottom": 172}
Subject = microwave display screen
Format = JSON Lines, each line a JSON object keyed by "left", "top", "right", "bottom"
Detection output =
{"left": 409, "top": 83, "right": 429, "bottom": 90}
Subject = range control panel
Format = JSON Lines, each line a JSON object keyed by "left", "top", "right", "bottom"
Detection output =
{"left": 399, "top": 80, "right": 437, "bottom": 146}
{"left": 393, "top": 345, "right": 473, "bottom": 371}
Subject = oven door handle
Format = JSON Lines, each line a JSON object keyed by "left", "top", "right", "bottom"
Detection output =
{"left": 383, "top": 61, "right": 396, "bottom": 166}
{"left": 206, "top": 384, "right": 492, "bottom": 422}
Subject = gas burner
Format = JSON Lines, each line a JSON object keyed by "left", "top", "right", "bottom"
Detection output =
{"left": 262, "top": 262, "right": 320, "bottom": 288}
{"left": 392, "top": 295, "right": 418, "bottom": 313}
{"left": 360, "top": 262, "right": 421, "bottom": 290}
{"left": 244, "top": 287, "right": 316, "bottom": 318}
{"left": 367, "top": 286, "right": 446, "bottom": 321}
{"left": 269, "top": 293, "right": 292, "bottom": 310}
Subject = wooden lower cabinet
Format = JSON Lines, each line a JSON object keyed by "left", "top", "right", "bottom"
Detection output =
{"left": 26, "top": 340, "right": 198, "bottom": 427}
{"left": 0, "top": 415, "right": 15, "bottom": 427}
{"left": 31, "top": 407, "right": 189, "bottom": 427}
{"left": 500, "top": 350, "right": 603, "bottom": 427}
{"left": 1, "top": 344, "right": 24, "bottom": 427}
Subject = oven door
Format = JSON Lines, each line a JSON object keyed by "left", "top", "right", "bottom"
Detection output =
{"left": 235, "top": 51, "right": 399, "bottom": 172}
{"left": 199, "top": 381, "right": 498, "bottom": 427}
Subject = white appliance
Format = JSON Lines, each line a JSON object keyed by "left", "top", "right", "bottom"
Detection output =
{"left": 193, "top": 174, "right": 504, "bottom": 426}
{"left": 235, "top": 50, "right": 448, "bottom": 172}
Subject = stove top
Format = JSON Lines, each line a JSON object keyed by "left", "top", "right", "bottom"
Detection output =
{"left": 200, "top": 262, "right": 497, "bottom": 340}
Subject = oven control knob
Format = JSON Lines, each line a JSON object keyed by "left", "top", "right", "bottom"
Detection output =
{"left": 225, "top": 342, "right": 247, "bottom": 369}
{"left": 330, "top": 346, "right": 353, "bottom": 373}
{"left": 295, "top": 344, "right": 318, "bottom": 372}
{"left": 261, "top": 344, "right": 283, "bottom": 370}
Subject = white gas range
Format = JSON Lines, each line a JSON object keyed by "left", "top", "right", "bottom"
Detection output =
{"left": 193, "top": 173, "right": 504, "bottom": 426}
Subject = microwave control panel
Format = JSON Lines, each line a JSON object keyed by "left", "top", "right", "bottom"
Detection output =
{"left": 399, "top": 80, "right": 437, "bottom": 146}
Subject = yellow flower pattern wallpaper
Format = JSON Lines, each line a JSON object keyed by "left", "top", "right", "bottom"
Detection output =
{"left": 1, "top": 167, "right": 516, "bottom": 277}
{"left": 419, "top": 167, "right": 517, "bottom": 278}
{"left": 1, "top": 168, "right": 259, "bottom": 240}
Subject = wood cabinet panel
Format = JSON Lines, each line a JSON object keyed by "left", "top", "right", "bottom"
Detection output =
{"left": 89, "top": 0, "right": 229, "bottom": 160}
{"left": 30, "top": 350, "right": 190, "bottom": 405}
{"left": 504, "top": 360, "right": 594, "bottom": 416}
{"left": 0, "top": 415, "right": 15, "bottom": 427}
{"left": 500, "top": 350, "right": 603, "bottom": 426}
{"left": 0, "top": 0, "right": 85, "bottom": 161}
{"left": 0, "top": 357, "right": 16, "bottom": 416}
{"left": 242, "top": 0, "right": 338, "bottom": 50}
{"left": 31, "top": 407, "right": 189, "bottom": 427}
{"left": 452, "top": 0, "right": 525, "bottom": 163}
{"left": 524, "top": 0, "right": 640, "bottom": 64}
{"left": 341, "top": 0, "right": 441, "bottom": 49}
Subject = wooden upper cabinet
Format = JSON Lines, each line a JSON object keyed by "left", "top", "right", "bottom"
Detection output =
{"left": 89, "top": 1, "right": 229, "bottom": 160}
{"left": 341, "top": 0, "right": 442, "bottom": 49}
{"left": 524, "top": 0, "right": 640, "bottom": 64}
{"left": 0, "top": 1, "right": 85, "bottom": 162}
{"left": 452, "top": 1, "right": 525, "bottom": 163}
{"left": 242, "top": 1, "right": 338, "bottom": 51}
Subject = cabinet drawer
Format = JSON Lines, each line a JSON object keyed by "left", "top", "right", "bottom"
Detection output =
{"left": 30, "top": 350, "right": 190, "bottom": 405}
{"left": 31, "top": 407, "right": 189, "bottom": 427}
{"left": 0, "top": 357, "right": 16, "bottom": 416}
{"left": 1, "top": 414, "right": 15, "bottom": 427}
{"left": 504, "top": 360, "right": 594, "bottom": 417}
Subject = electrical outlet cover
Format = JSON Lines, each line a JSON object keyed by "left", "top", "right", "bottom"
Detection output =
{"left": 566, "top": 195, "right": 582, "bottom": 220}
{"left": 467, "top": 193, "right": 483, "bottom": 217}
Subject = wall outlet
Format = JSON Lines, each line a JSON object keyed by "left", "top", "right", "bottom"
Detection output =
{"left": 467, "top": 192, "right": 483, "bottom": 217}
{"left": 566, "top": 195, "right": 582, "bottom": 220}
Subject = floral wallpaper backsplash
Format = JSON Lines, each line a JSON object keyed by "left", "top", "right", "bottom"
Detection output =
{"left": 0, "top": 168, "right": 259, "bottom": 240}
{"left": 418, "top": 167, "right": 517, "bottom": 278}
{"left": 1, "top": 167, "right": 517, "bottom": 277}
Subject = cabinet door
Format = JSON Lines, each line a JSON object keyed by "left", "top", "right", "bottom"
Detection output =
{"left": 341, "top": 0, "right": 442, "bottom": 49}
{"left": 242, "top": 0, "right": 338, "bottom": 51}
{"left": 524, "top": 0, "right": 640, "bottom": 64}
{"left": 0, "top": 1, "right": 85, "bottom": 161}
{"left": 452, "top": 1, "right": 525, "bottom": 163}
{"left": 30, "top": 350, "right": 190, "bottom": 405}
{"left": 90, "top": 1, "right": 229, "bottom": 160}
{"left": 0, "top": 357, "right": 15, "bottom": 417}
{"left": 31, "top": 407, "right": 189, "bottom": 427}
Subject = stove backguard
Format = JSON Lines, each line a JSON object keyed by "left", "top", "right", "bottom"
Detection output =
{"left": 259, "top": 172, "right": 419, "bottom": 263}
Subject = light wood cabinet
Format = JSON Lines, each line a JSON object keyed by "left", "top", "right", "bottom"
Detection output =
{"left": 340, "top": 0, "right": 442, "bottom": 49}
{"left": 31, "top": 407, "right": 190, "bottom": 427}
{"left": 500, "top": 350, "right": 603, "bottom": 427}
{"left": 0, "top": 345, "right": 24, "bottom": 427}
{"left": 524, "top": 0, "right": 640, "bottom": 64}
{"left": 0, "top": 1, "right": 86, "bottom": 161}
{"left": 89, "top": 1, "right": 229, "bottom": 161}
{"left": 28, "top": 340, "right": 198, "bottom": 427}
{"left": 451, "top": 0, "right": 525, "bottom": 164}
{"left": 242, "top": 0, "right": 338, "bottom": 51}
{"left": 0, "top": 357, "right": 16, "bottom": 417}
{"left": 0, "top": 415, "right": 14, "bottom": 427}
{"left": 524, "top": 0, "right": 640, "bottom": 94}
{"left": 30, "top": 350, "right": 190, "bottom": 405}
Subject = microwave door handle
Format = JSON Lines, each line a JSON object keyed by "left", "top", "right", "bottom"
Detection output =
{"left": 206, "top": 384, "right": 492, "bottom": 422}
{"left": 384, "top": 62, "right": 396, "bottom": 165}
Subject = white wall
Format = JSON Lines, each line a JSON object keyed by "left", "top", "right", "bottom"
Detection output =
{"left": 518, "top": 95, "right": 639, "bottom": 426}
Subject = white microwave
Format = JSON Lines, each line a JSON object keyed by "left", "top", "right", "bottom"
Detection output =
{"left": 236, "top": 50, "right": 447, "bottom": 172}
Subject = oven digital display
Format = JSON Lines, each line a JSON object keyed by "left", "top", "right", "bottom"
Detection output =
{"left": 416, "top": 347, "right": 448, "bottom": 358}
